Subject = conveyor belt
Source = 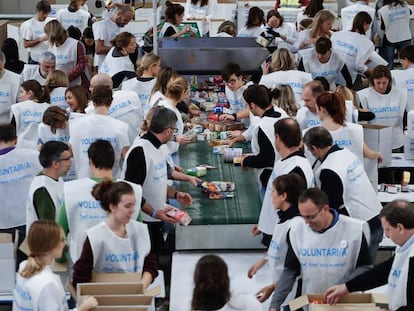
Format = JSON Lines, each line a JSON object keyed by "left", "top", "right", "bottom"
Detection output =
{"left": 176, "top": 141, "right": 265, "bottom": 250}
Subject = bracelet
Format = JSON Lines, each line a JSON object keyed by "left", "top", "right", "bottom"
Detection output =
{"left": 174, "top": 191, "right": 178, "bottom": 199}
{"left": 232, "top": 113, "right": 237, "bottom": 121}
{"left": 151, "top": 209, "right": 157, "bottom": 219}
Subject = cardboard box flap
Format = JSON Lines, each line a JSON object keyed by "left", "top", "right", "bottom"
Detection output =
{"left": 0, "top": 233, "right": 12, "bottom": 243}
{"left": 289, "top": 294, "right": 388, "bottom": 310}
{"left": 78, "top": 282, "right": 145, "bottom": 296}
{"left": 93, "top": 294, "right": 153, "bottom": 306}
{"left": 92, "top": 272, "right": 142, "bottom": 282}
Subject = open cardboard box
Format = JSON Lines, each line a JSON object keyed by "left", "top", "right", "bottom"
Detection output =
{"left": 0, "top": 233, "right": 16, "bottom": 292}
{"left": 289, "top": 293, "right": 388, "bottom": 311}
{"left": 73, "top": 273, "right": 160, "bottom": 311}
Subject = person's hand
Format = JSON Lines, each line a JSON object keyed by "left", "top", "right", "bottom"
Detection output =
{"left": 40, "top": 35, "right": 48, "bottom": 42}
{"left": 176, "top": 191, "right": 192, "bottom": 206}
{"left": 377, "top": 152, "right": 383, "bottom": 164}
{"left": 78, "top": 296, "right": 98, "bottom": 311}
{"left": 176, "top": 134, "right": 191, "bottom": 145}
{"left": 174, "top": 165, "right": 184, "bottom": 173}
{"left": 256, "top": 283, "right": 276, "bottom": 302}
{"left": 186, "top": 175, "right": 202, "bottom": 187}
{"left": 324, "top": 284, "right": 349, "bottom": 305}
{"left": 248, "top": 262, "right": 261, "bottom": 278}
{"left": 227, "top": 130, "right": 243, "bottom": 139}
{"left": 219, "top": 113, "right": 235, "bottom": 121}
{"left": 251, "top": 224, "right": 261, "bottom": 236}
{"left": 261, "top": 61, "right": 271, "bottom": 75}
{"left": 156, "top": 205, "right": 178, "bottom": 224}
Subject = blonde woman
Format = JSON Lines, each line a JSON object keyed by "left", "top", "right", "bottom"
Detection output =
{"left": 44, "top": 19, "right": 87, "bottom": 88}
{"left": 157, "top": 75, "right": 191, "bottom": 161}
{"left": 272, "top": 85, "right": 298, "bottom": 117}
{"left": 259, "top": 48, "right": 312, "bottom": 104}
{"left": 120, "top": 53, "right": 161, "bottom": 117}
{"left": 13, "top": 220, "right": 97, "bottom": 311}
{"left": 292, "top": 9, "right": 335, "bottom": 52}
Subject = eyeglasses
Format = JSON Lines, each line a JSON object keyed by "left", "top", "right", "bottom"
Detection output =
{"left": 225, "top": 78, "right": 239, "bottom": 85}
{"left": 301, "top": 208, "right": 323, "bottom": 221}
{"left": 58, "top": 156, "right": 71, "bottom": 162}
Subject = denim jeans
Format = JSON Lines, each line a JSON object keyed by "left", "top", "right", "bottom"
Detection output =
{"left": 380, "top": 37, "right": 411, "bottom": 69}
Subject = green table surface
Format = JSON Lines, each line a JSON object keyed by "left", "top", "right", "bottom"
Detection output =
{"left": 178, "top": 141, "right": 262, "bottom": 225}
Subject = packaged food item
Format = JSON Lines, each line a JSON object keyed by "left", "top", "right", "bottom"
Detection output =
{"left": 166, "top": 208, "right": 192, "bottom": 226}
{"left": 223, "top": 148, "right": 242, "bottom": 163}
{"left": 185, "top": 166, "right": 207, "bottom": 177}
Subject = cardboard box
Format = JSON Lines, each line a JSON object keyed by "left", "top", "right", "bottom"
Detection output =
{"left": 0, "top": 233, "right": 15, "bottom": 292}
{"left": 289, "top": 293, "right": 388, "bottom": 311}
{"left": 363, "top": 124, "right": 392, "bottom": 168}
{"left": 77, "top": 282, "right": 155, "bottom": 311}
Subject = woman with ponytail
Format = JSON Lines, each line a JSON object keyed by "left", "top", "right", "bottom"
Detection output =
{"left": 13, "top": 220, "right": 97, "bottom": 311}
{"left": 191, "top": 254, "right": 260, "bottom": 310}
{"left": 11, "top": 79, "right": 50, "bottom": 149}
{"left": 120, "top": 53, "right": 161, "bottom": 117}
{"left": 315, "top": 91, "right": 381, "bottom": 162}
{"left": 72, "top": 180, "right": 157, "bottom": 289}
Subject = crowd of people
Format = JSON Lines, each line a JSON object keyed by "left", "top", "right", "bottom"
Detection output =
{"left": 0, "top": 0, "right": 414, "bottom": 310}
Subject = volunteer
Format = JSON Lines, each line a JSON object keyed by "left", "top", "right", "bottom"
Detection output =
{"left": 296, "top": 80, "right": 323, "bottom": 130}
{"left": 192, "top": 254, "right": 261, "bottom": 310}
{"left": 38, "top": 106, "right": 70, "bottom": 148}
{"left": 11, "top": 80, "right": 50, "bottom": 149}
{"left": 185, "top": 0, "right": 216, "bottom": 37}
{"left": 120, "top": 53, "right": 161, "bottom": 117}
{"left": 258, "top": 118, "right": 314, "bottom": 246}
{"left": 391, "top": 45, "right": 414, "bottom": 112}
{"left": 357, "top": 65, "right": 407, "bottom": 152}
{"left": 269, "top": 188, "right": 371, "bottom": 311}
{"left": 303, "top": 126, "right": 383, "bottom": 263}
{"left": 71, "top": 180, "right": 158, "bottom": 289}
{"left": 263, "top": 10, "right": 297, "bottom": 50}
{"left": 13, "top": 220, "right": 98, "bottom": 311}
{"left": 57, "top": 0, "right": 89, "bottom": 32}
{"left": 21, "top": 51, "right": 56, "bottom": 86}
{"left": 99, "top": 31, "right": 137, "bottom": 88}
{"left": 340, "top": 0, "right": 376, "bottom": 40}
{"left": 248, "top": 173, "right": 306, "bottom": 304}
{"left": 159, "top": 1, "right": 194, "bottom": 37}
{"left": 0, "top": 51, "right": 21, "bottom": 123}
{"left": 324, "top": 200, "right": 414, "bottom": 311}
{"left": 237, "top": 6, "right": 266, "bottom": 37}
{"left": 45, "top": 70, "right": 69, "bottom": 110}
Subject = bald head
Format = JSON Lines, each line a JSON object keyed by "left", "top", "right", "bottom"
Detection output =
{"left": 90, "top": 73, "right": 113, "bottom": 92}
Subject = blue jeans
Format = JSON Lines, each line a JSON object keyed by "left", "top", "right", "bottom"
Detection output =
{"left": 380, "top": 37, "right": 411, "bottom": 69}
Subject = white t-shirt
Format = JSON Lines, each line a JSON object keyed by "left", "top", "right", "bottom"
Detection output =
{"left": 57, "top": 8, "right": 89, "bottom": 32}
{"left": 11, "top": 100, "right": 50, "bottom": 149}
{"left": 392, "top": 67, "right": 414, "bottom": 112}
{"left": 69, "top": 114, "right": 130, "bottom": 178}
{"left": 259, "top": 70, "right": 312, "bottom": 104}
{"left": 20, "top": 17, "right": 51, "bottom": 62}
{"left": 92, "top": 18, "right": 121, "bottom": 68}
{"left": 0, "top": 69, "right": 20, "bottom": 123}
{"left": 120, "top": 77, "right": 157, "bottom": 118}
{"left": 0, "top": 148, "right": 41, "bottom": 229}
{"left": 99, "top": 47, "right": 135, "bottom": 78}
{"left": 237, "top": 25, "right": 265, "bottom": 37}
{"left": 378, "top": 4, "right": 411, "bottom": 43}
{"left": 13, "top": 262, "right": 66, "bottom": 311}
{"left": 331, "top": 30, "right": 374, "bottom": 82}
{"left": 340, "top": 3, "right": 376, "bottom": 39}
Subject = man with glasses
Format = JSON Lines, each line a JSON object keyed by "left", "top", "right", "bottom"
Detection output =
{"left": 26, "top": 141, "right": 71, "bottom": 232}
{"left": 122, "top": 107, "right": 192, "bottom": 255}
{"left": 303, "top": 126, "right": 383, "bottom": 265}
{"left": 325, "top": 199, "right": 414, "bottom": 311}
{"left": 269, "top": 187, "right": 371, "bottom": 311}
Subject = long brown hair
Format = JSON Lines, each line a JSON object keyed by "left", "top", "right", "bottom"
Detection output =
{"left": 191, "top": 255, "right": 230, "bottom": 310}
{"left": 20, "top": 221, "right": 61, "bottom": 278}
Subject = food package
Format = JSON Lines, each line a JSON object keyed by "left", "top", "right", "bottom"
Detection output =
{"left": 167, "top": 208, "right": 192, "bottom": 226}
